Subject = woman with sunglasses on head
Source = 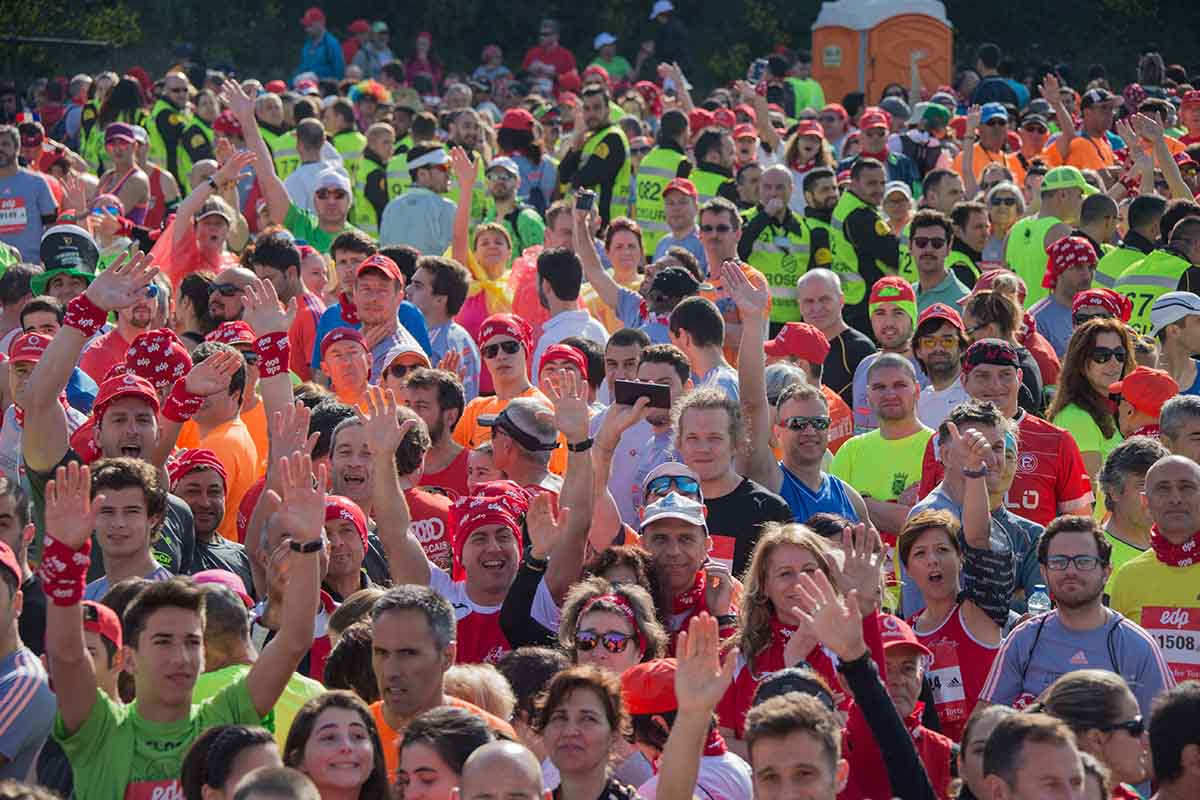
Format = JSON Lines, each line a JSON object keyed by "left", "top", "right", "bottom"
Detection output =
{"left": 1048, "top": 317, "right": 1135, "bottom": 484}
{"left": 982, "top": 182, "right": 1025, "bottom": 264}
{"left": 284, "top": 691, "right": 390, "bottom": 800}
{"left": 960, "top": 288, "right": 1046, "bottom": 415}
{"left": 1033, "top": 670, "right": 1149, "bottom": 799}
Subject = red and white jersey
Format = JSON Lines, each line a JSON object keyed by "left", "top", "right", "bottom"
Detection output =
{"left": 405, "top": 487, "right": 452, "bottom": 572}
{"left": 717, "top": 643, "right": 842, "bottom": 739}
{"left": 430, "top": 567, "right": 557, "bottom": 664}
{"left": 917, "top": 410, "right": 1093, "bottom": 527}
{"left": 911, "top": 604, "right": 1000, "bottom": 742}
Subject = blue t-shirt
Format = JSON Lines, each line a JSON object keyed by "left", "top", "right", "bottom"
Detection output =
{"left": 0, "top": 647, "right": 55, "bottom": 781}
{"left": 0, "top": 170, "right": 58, "bottom": 261}
{"left": 310, "top": 300, "right": 432, "bottom": 372}
{"left": 777, "top": 465, "right": 859, "bottom": 525}
{"left": 1183, "top": 357, "right": 1200, "bottom": 396}
{"left": 67, "top": 367, "right": 99, "bottom": 414}
{"left": 615, "top": 286, "right": 670, "bottom": 344}
{"left": 653, "top": 230, "right": 708, "bottom": 274}
{"left": 1029, "top": 295, "right": 1073, "bottom": 357}
{"left": 427, "top": 319, "right": 482, "bottom": 403}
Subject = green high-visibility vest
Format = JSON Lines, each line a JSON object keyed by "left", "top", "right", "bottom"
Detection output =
{"left": 331, "top": 130, "right": 368, "bottom": 185}
{"left": 147, "top": 99, "right": 190, "bottom": 176}
{"left": 1006, "top": 215, "right": 1062, "bottom": 308}
{"left": 268, "top": 129, "right": 301, "bottom": 180}
{"left": 177, "top": 118, "right": 212, "bottom": 191}
{"left": 742, "top": 207, "right": 811, "bottom": 323}
{"left": 385, "top": 136, "right": 415, "bottom": 199}
{"left": 896, "top": 222, "right": 918, "bottom": 283}
{"left": 580, "top": 124, "right": 632, "bottom": 220}
{"left": 806, "top": 214, "right": 865, "bottom": 305}
{"left": 350, "top": 156, "right": 385, "bottom": 236}
{"left": 79, "top": 100, "right": 102, "bottom": 172}
{"left": 1114, "top": 248, "right": 1192, "bottom": 335}
{"left": 634, "top": 146, "right": 689, "bottom": 256}
{"left": 1095, "top": 243, "right": 1147, "bottom": 289}
{"left": 832, "top": 190, "right": 896, "bottom": 293}
{"left": 945, "top": 249, "right": 981, "bottom": 285}
{"left": 690, "top": 166, "right": 728, "bottom": 207}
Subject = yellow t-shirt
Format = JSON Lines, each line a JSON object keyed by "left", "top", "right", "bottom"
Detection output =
{"left": 177, "top": 417, "right": 260, "bottom": 541}
{"left": 1052, "top": 403, "right": 1122, "bottom": 461}
{"left": 830, "top": 426, "right": 934, "bottom": 502}
{"left": 1109, "top": 549, "right": 1200, "bottom": 683}
{"left": 1102, "top": 532, "right": 1150, "bottom": 596}
{"left": 452, "top": 385, "right": 568, "bottom": 475}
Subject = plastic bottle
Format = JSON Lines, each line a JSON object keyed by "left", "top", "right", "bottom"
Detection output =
{"left": 1027, "top": 584, "right": 1052, "bottom": 615}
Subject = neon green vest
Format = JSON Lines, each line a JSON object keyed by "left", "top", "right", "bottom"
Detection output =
{"left": 1094, "top": 244, "right": 1146, "bottom": 289}
{"left": 385, "top": 136, "right": 415, "bottom": 199}
{"left": 349, "top": 155, "right": 385, "bottom": 236}
{"left": 804, "top": 214, "right": 864, "bottom": 306}
{"left": 832, "top": 190, "right": 896, "bottom": 292}
{"left": 742, "top": 207, "right": 811, "bottom": 323}
{"left": 896, "top": 222, "right": 918, "bottom": 283}
{"left": 690, "top": 166, "right": 727, "bottom": 207}
{"left": 945, "top": 249, "right": 981, "bottom": 284}
{"left": 147, "top": 99, "right": 189, "bottom": 171}
{"left": 634, "top": 146, "right": 688, "bottom": 256}
{"left": 444, "top": 147, "right": 487, "bottom": 225}
{"left": 580, "top": 124, "right": 632, "bottom": 219}
{"left": 1005, "top": 215, "right": 1062, "bottom": 308}
{"left": 177, "top": 118, "right": 211, "bottom": 191}
{"left": 331, "top": 130, "right": 368, "bottom": 186}
{"left": 269, "top": 130, "right": 301, "bottom": 180}
{"left": 1114, "top": 248, "right": 1192, "bottom": 335}
{"left": 79, "top": 100, "right": 102, "bottom": 172}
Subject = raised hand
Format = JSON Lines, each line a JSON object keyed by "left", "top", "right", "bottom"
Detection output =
{"left": 1131, "top": 112, "right": 1165, "bottom": 142}
{"left": 675, "top": 612, "right": 737, "bottom": 715}
{"left": 830, "top": 523, "right": 886, "bottom": 615}
{"left": 790, "top": 570, "right": 868, "bottom": 662}
{"left": 221, "top": 79, "right": 256, "bottom": 128}
{"left": 965, "top": 104, "right": 982, "bottom": 136}
{"left": 595, "top": 395, "right": 650, "bottom": 452}
{"left": 272, "top": 451, "right": 327, "bottom": 544}
{"left": 241, "top": 277, "right": 296, "bottom": 335}
{"left": 268, "top": 401, "right": 318, "bottom": 465}
{"left": 945, "top": 421, "right": 992, "bottom": 471}
{"left": 1039, "top": 73, "right": 1062, "bottom": 105}
{"left": 544, "top": 367, "right": 590, "bottom": 444}
{"left": 63, "top": 173, "right": 89, "bottom": 216}
{"left": 704, "top": 562, "right": 734, "bottom": 617}
{"left": 44, "top": 462, "right": 101, "bottom": 551}
{"left": 358, "top": 386, "right": 417, "bottom": 457}
{"left": 436, "top": 348, "right": 467, "bottom": 383}
{"left": 721, "top": 260, "right": 768, "bottom": 320}
{"left": 214, "top": 148, "right": 257, "bottom": 186}
{"left": 783, "top": 613, "right": 820, "bottom": 668}
{"left": 526, "top": 491, "right": 570, "bottom": 559}
{"left": 85, "top": 250, "right": 158, "bottom": 311}
{"left": 450, "top": 145, "right": 476, "bottom": 189}
{"left": 184, "top": 348, "right": 243, "bottom": 396}
{"left": 214, "top": 136, "right": 236, "bottom": 166}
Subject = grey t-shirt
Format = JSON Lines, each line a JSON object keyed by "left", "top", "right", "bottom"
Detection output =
{"left": 0, "top": 169, "right": 57, "bottom": 260}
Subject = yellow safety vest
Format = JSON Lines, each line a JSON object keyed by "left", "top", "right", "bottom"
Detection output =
{"left": 832, "top": 190, "right": 897, "bottom": 289}
{"left": 690, "top": 166, "right": 728, "bottom": 207}
{"left": 580, "top": 124, "right": 632, "bottom": 220}
{"left": 1114, "top": 248, "right": 1192, "bottom": 334}
{"left": 805, "top": 215, "right": 865, "bottom": 305}
{"left": 385, "top": 136, "right": 415, "bottom": 199}
{"left": 634, "top": 145, "right": 689, "bottom": 256}
{"left": 1005, "top": 214, "right": 1062, "bottom": 308}
{"left": 896, "top": 222, "right": 917, "bottom": 283}
{"left": 350, "top": 154, "right": 387, "bottom": 236}
{"left": 147, "top": 99, "right": 190, "bottom": 177}
{"left": 331, "top": 130, "right": 368, "bottom": 185}
{"left": 269, "top": 129, "right": 301, "bottom": 180}
{"left": 944, "top": 249, "right": 981, "bottom": 285}
{"left": 1095, "top": 243, "right": 1147, "bottom": 289}
{"left": 741, "top": 207, "right": 811, "bottom": 323}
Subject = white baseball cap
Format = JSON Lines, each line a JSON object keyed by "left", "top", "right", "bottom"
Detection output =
{"left": 1150, "top": 291, "right": 1200, "bottom": 336}
{"left": 640, "top": 491, "right": 707, "bottom": 532}
{"left": 649, "top": 0, "right": 674, "bottom": 19}
{"left": 593, "top": 32, "right": 617, "bottom": 50}
{"left": 314, "top": 168, "right": 352, "bottom": 193}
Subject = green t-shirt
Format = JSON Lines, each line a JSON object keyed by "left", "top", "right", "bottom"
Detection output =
{"left": 55, "top": 676, "right": 260, "bottom": 800}
{"left": 1103, "top": 531, "right": 1149, "bottom": 595}
{"left": 193, "top": 664, "right": 324, "bottom": 748}
{"left": 589, "top": 56, "right": 634, "bottom": 81}
{"left": 1052, "top": 403, "right": 1123, "bottom": 460}
{"left": 284, "top": 203, "right": 363, "bottom": 254}
{"left": 830, "top": 426, "right": 934, "bottom": 502}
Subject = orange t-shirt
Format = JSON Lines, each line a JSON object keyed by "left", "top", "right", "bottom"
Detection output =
{"left": 951, "top": 142, "right": 1027, "bottom": 185}
{"left": 240, "top": 399, "right": 268, "bottom": 477}
{"left": 372, "top": 697, "right": 517, "bottom": 781}
{"left": 700, "top": 260, "right": 772, "bottom": 366}
{"left": 1043, "top": 134, "right": 1117, "bottom": 170}
{"left": 452, "top": 385, "right": 568, "bottom": 474}
{"left": 177, "top": 416, "right": 260, "bottom": 541}
{"left": 821, "top": 385, "right": 854, "bottom": 454}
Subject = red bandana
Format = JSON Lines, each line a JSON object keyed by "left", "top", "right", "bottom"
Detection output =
{"left": 789, "top": 155, "right": 818, "bottom": 172}
{"left": 1131, "top": 423, "right": 1161, "bottom": 438}
{"left": 703, "top": 727, "right": 728, "bottom": 757}
{"left": 1150, "top": 524, "right": 1200, "bottom": 567}
{"left": 671, "top": 570, "right": 707, "bottom": 615}
{"left": 338, "top": 293, "right": 360, "bottom": 325}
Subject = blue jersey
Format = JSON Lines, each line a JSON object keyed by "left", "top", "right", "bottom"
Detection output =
{"left": 777, "top": 464, "right": 859, "bottom": 525}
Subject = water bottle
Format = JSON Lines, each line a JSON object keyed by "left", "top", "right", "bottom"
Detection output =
{"left": 1027, "top": 584, "right": 1052, "bottom": 615}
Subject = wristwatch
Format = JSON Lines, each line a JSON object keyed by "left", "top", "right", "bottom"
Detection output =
{"left": 567, "top": 438, "right": 594, "bottom": 452}
{"left": 206, "top": 176, "right": 219, "bottom": 192}
{"left": 289, "top": 537, "right": 325, "bottom": 554}
{"left": 962, "top": 464, "right": 989, "bottom": 479}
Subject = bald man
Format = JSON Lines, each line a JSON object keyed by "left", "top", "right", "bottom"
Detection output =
{"left": 210, "top": 267, "right": 257, "bottom": 324}
{"left": 459, "top": 741, "right": 550, "bottom": 800}
{"left": 1110, "top": 454, "right": 1200, "bottom": 686}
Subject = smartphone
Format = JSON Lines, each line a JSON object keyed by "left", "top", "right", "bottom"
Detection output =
{"left": 613, "top": 379, "right": 672, "bottom": 409}
{"left": 575, "top": 190, "right": 596, "bottom": 211}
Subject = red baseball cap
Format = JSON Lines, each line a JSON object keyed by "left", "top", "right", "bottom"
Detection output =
{"left": 1183, "top": 90, "right": 1200, "bottom": 108}
{"left": 300, "top": 7, "right": 325, "bottom": 25}
{"left": 0, "top": 541, "right": 20, "bottom": 590}
{"left": 82, "top": 600, "right": 122, "bottom": 650}
{"left": 959, "top": 268, "right": 1027, "bottom": 306}
{"left": 347, "top": 18, "right": 370, "bottom": 33}
{"left": 794, "top": 119, "right": 825, "bottom": 139}
{"left": 712, "top": 108, "right": 736, "bottom": 130}
{"left": 688, "top": 108, "right": 714, "bottom": 134}
{"left": 868, "top": 275, "right": 917, "bottom": 306}
{"left": 859, "top": 110, "right": 889, "bottom": 130}
{"left": 500, "top": 107, "right": 535, "bottom": 133}
{"left": 205, "top": 321, "right": 256, "bottom": 346}
{"left": 732, "top": 123, "right": 757, "bottom": 140}
{"left": 194, "top": 569, "right": 254, "bottom": 608}
{"left": 735, "top": 103, "right": 758, "bottom": 124}
{"left": 621, "top": 658, "right": 678, "bottom": 715}
{"left": 763, "top": 322, "right": 830, "bottom": 363}
{"left": 663, "top": 177, "right": 697, "bottom": 199}
{"left": 94, "top": 373, "right": 160, "bottom": 418}
{"left": 878, "top": 614, "right": 932, "bottom": 658}
{"left": 820, "top": 103, "right": 848, "bottom": 120}
{"left": 917, "top": 303, "right": 965, "bottom": 333}
{"left": 1109, "top": 366, "right": 1180, "bottom": 418}
{"left": 356, "top": 253, "right": 402, "bottom": 282}
{"left": 264, "top": 80, "right": 288, "bottom": 95}
{"left": 321, "top": 327, "right": 368, "bottom": 360}
{"left": 8, "top": 331, "right": 51, "bottom": 365}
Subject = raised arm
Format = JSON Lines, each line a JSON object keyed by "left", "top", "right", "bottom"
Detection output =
{"left": 961, "top": 105, "right": 981, "bottom": 198}
{"left": 1132, "top": 113, "right": 1192, "bottom": 200}
{"left": 451, "top": 145, "right": 476, "bottom": 265}
{"left": 1040, "top": 74, "right": 1075, "bottom": 161}
{"left": 540, "top": 368, "right": 595, "bottom": 601}
{"left": 661, "top": 63, "right": 695, "bottom": 115}
{"left": 589, "top": 397, "right": 651, "bottom": 551}
{"left": 736, "top": 81, "right": 781, "bottom": 155}
{"left": 21, "top": 252, "right": 156, "bottom": 472}
{"left": 245, "top": 452, "right": 325, "bottom": 716}
{"left": 240, "top": 277, "right": 300, "bottom": 419}
{"left": 146, "top": 349, "right": 244, "bottom": 468}
{"left": 173, "top": 149, "right": 256, "bottom": 245}
{"left": 244, "top": 402, "right": 317, "bottom": 578}
{"left": 573, "top": 207, "right": 621, "bottom": 311}
{"left": 725, "top": 261, "right": 776, "bottom": 489}
{"left": 41, "top": 462, "right": 102, "bottom": 734}
{"left": 223, "top": 80, "right": 290, "bottom": 226}
{"left": 946, "top": 422, "right": 993, "bottom": 549}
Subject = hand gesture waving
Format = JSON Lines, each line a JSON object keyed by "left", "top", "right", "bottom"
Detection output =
{"left": 965, "top": 104, "right": 982, "bottom": 136}
{"left": 1038, "top": 73, "right": 1062, "bottom": 105}
{"left": 526, "top": 491, "right": 571, "bottom": 559}
{"left": 721, "top": 260, "right": 768, "bottom": 321}
{"left": 675, "top": 613, "right": 737, "bottom": 715}
{"left": 1131, "top": 112, "right": 1165, "bottom": 142}
{"left": 184, "top": 348, "right": 243, "bottom": 396}
{"left": 241, "top": 277, "right": 296, "bottom": 336}
{"left": 221, "top": 79, "right": 256, "bottom": 130}
{"left": 595, "top": 395, "right": 650, "bottom": 453}
{"left": 269, "top": 451, "right": 327, "bottom": 544}
{"left": 358, "top": 386, "right": 417, "bottom": 457}
{"left": 789, "top": 570, "right": 868, "bottom": 662}
{"left": 214, "top": 148, "right": 256, "bottom": 187}
{"left": 450, "top": 146, "right": 476, "bottom": 189}
{"left": 63, "top": 173, "right": 89, "bottom": 217}
{"left": 829, "top": 523, "right": 886, "bottom": 615}
{"left": 543, "top": 367, "right": 590, "bottom": 444}
{"left": 436, "top": 348, "right": 468, "bottom": 384}
{"left": 268, "top": 401, "right": 319, "bottom": 465}
{"left": 44, "top": 462, "right": 101, "bottom": 551}
{"left": 85, "top": 250, "right": 158, "bottom": 311}
{"left": 704, "top": 562, "right": 734, "bottom": 617}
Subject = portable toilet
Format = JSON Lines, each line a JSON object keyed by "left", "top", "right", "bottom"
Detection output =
{"left": 812, "top": 0, "right": 953, "bottom": 110}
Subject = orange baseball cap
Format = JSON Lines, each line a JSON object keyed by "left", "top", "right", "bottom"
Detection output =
{"left": 621, "top": 658, "right": 678, "bottom": 715}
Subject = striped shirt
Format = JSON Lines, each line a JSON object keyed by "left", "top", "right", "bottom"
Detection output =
{"left": 0, "top": 646, "right": 55, "bottom": 780}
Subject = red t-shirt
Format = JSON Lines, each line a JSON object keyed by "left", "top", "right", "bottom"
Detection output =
{"left": 910, "top": 605, "right": 999, "bottom": 742}
{"left": 521, "top": 45, "right": 577, "bottom": 77}
{"left": 405, "top": 486, "right": 453, "bottom": 572}
{"left": 917, "top": 411, "right": 1093, "bottom": 526}
{"left": 237, "top": 477, "right": 266, "bottom": 544}
{"left": 419, "top": 447, "right": 470, "bottom": 500}
{"left": 78, "top": 328, "right": 132, "bottom": 383}
{"left": 288, "top": 290, "right": 326, "bottom": 382}
{"left": 430, "top": 567, "right": 511, "bottom": 664}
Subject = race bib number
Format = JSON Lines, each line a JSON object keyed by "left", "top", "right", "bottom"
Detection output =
{"left": 0, "top": 197, "right": 29, "bottom": 234}
{"left": 124, "top": 779, "right": 184, "bottom": 800}
{"left": 927, "top": 640, "right": 968, "bottom": 725}
{"left": 1142, "top": 605, "right": 1200, "bottom": 682}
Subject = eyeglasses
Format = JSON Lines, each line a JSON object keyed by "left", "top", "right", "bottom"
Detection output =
{"left": 1044, "top": 554, "right": 1103, "bottom": 571}
{"left": 482, "top": 340, "right": 522, "bottom": 359}
{"left": 1090, "top": 347, "right": 1127, "bottom": 365}
{"left": 780, "top": 415, "right": 831, "bottom": 431}
{"left": 911, "top": 236, "right": 947, "bottom": 249}
{"left": 700, "top": 224, "right": 734, "bottom": 234}
{"left": 487, "top": 171, "right": 516, "bottom": 181}
{"left": 919, "top": 334, "right": 959, "bottom": 349}
{"left": 645, "top": 475, "right": 701, "bottom": 499}
{"left": 1100, "top": 716, "right": 1145, "bottom": 737}
{"left": 576, "top": 630, "right": 637, "bottom": 654}
{"left": 387, "top": 363, "right": 417, "bottom": 380}
{"left": 209, "top": 282, "right": 242, "bottom": 297}
{"left": 316, "top": 189, "right": 348, "bottom": 200}
{"left": 990, "top": 196, "right": 1019, "bottom": 206}
{"left": 1073, "top": 311, "right": 1113, "bottom": 326}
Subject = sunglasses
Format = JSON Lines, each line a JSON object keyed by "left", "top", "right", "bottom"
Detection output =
{"left": 1090, "top": 347, "right": 1127, "bottom": 365}
{"left": 576, "top": 630, "right": 637, "bottom": 654}
{"left": 315, "top": 189, "right": 348, "bottom": 200}
{"left": 240, "top": 350, "right": 260, "bottom": 365}
{"left": 1023, "top": 124, "right": 1048, "bottom": 134}
{"left": 1044, "top": 554, "right": 1102, "bottom": 571}
{"left": 1073, "top": 311, "right": 1114, "bottom": 326}
{"left": 91, "top": 205, "right": 121, "bottom": 216}
{"left": 387, "top": 363, "right": 417, "bottom": 380}
{"left": 911, "top": 236, "right": 946, "bottom": 249}
{"left": 818, "top": 115, "right": 839, "bottom": 124}
{"left": 700, "top": 224, "right": 734, "bottom": 234}
{"left": 1101, "top": 716, "right": 1145, "bottom": 738}
{"left": 482, "top": 340, "right": 522, "bottom": 359}
{"left": 645, "top": 475, "right": 700, "bottom": 499}
{"left": 919, "top": 334, "right": 959, "bottom": 349}
{"left": 984, "top": 119, "right": 1008, "bottom": 127}
{"left": 990, "top": 196, "right": 1018, "bottom": 206}
{"left": 487, "top": 171, "right": 516, "bottom": 181}
{"left": 209, "top": 282, "right": 242, "bottom": 297}
{"left": 780, "top": 415, "right": 831, "bottom": 431}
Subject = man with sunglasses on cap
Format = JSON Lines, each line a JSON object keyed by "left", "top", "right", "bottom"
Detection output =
{"left": 481, "top": 397, "right": 564, "bottom": 494}
{"left": 378, "top": 144, "right": 457, "bottom": 254}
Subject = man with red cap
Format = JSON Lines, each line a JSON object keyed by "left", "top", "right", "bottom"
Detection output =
{"left": 297, "top": 6, "right": 345, "bottom": 81}
{"left": 653, "top": 176, "right": 706, "bottom": 270}
{"left": 343, "top": 19, "right": 371, "bottom": 67}
{"left": 1110, "top": 366, "right": 1179, "bottom": 438}
{"left": 818, "top": 103, "right": 851, "bottom": 158}
{"left": 914, "top": 303, "right": 970, "bottom": 430}
{"left": 352, "top": 253, "right": 425, "bottom": 382}
{"left": 322, "top": 494, "right": 373, "bottom": 602}
{"left": 320, "top": 327, "right": 371, "bottom": 407}
{"left": 836, "top": 108, "right": 920, "bottom": 193}
{"left": 1030, "top": 234, "right": 1100, "bottom": 357}
{"left": 205, "top": 321, "right": 268, "bottom": 471}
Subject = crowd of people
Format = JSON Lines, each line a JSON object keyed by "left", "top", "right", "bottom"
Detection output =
{"left": 5, "top": 11, "right": 1200, "bottom": 800}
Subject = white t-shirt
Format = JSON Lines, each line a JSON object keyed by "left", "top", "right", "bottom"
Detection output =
{"left": 917, "top": 381, "right": 970, "bottom": 431}
{"left": 639, "top": 751, "right": 754, "bottom": 800}
{"left": 532, "top": 310, "right": 610, "bottom": 369}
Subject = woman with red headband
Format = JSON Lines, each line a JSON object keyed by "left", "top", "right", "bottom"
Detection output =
{"left": 559, "top": 577, "right": 668, "bottom": 673}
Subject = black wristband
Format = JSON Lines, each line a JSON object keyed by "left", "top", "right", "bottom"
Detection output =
{"left": 567, "top": 438, "right": 593, "bottom": 452}
{"left": 716, "top": 614, "right": 737, "bottom": 627}
{"left": 289, "top": 537, "right": 324, "bottom": 554}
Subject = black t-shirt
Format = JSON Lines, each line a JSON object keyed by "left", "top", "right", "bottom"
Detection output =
{"left": 19, "top": 574, "right": 46, "bottom": 655}
{"left": 189, "top": 534, "right": 256, "bottom": 596}
{"left": 705, "top": 478, "right": 793, "bottom": 577}
{"left": 824, "top": 327, "right": 878, "bottom": 407}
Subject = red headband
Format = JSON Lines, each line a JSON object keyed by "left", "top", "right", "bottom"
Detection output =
{"left": 126, "top": 328, "right": 192, "bottom": 391}
{"left": 1042, "top": 236, "right": 1098, "bottom": 289}
{"left": 479, "top": 313, "right": 533, "bottom": 356}
{"left": 450, "top": 481, "right": 529, "bottom": 577}
{"left": 325, "top": 495, "right": 368, "bottom": 553}
{"left": 580, "top": 592, "right": 647, "bottom": 654}
{"left": 166, "top": 448, "right": 228, "bottom": 490}
{"left": 206, "top": 321, "right": 256, "bottom": 346}
{"left": 538, "top": 343, "right": 588, "bottom": 381}
{"left": 1072, "top": 288, "right": 1133, "bottom": 322}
